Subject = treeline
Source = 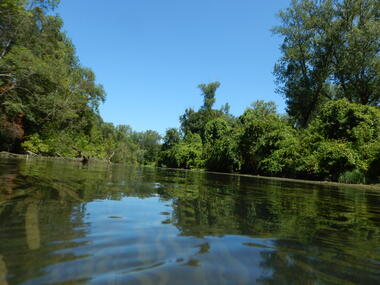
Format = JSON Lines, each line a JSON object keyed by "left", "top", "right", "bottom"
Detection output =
{"left": 0, "top": 0, "right": 161, "bottom": 164}
{"left": 158, "top": 0, "right": 380, "bottom": 183}
{"left": 1, "top": 0, "right": 379, "bottom": 183}
{"left": 158, "top": 84, "right": 380, "bottom": 183}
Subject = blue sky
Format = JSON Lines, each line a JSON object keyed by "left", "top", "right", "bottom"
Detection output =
{"left": 57, "top": 0, "right": 290, "bottom": 135}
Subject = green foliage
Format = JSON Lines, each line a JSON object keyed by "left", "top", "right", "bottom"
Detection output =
{"left": 310, "top": 99, "right": 380, "bottom": 144}
{"left": 174, "top": 82, "right": 238, "bottom": 171}
{"left": 158, "top": 133, "right": 203, "bottom": 169}
{"left": 179, "top": 82, "right": 229, "bottom": 140}
{"left": 360, "top": 141, "right": 380, "bottom": 183}
{"left": 198, "top": 81, "right": 220, "bottom": 111}
{"left": 0, "top": 0, "right": 105, "bottom": 152}
{"left": 22, "top": 133, "right": 49, "bottom": 154}
{"left": 176, "top": 95, "right": 379, "bottom": 184}
{"left": 303, "top": 100, "right": 380, "bottom": 181}
{"left": 168, "top": 87, "right": 379, "bottom": 184}
{"left": 238, "top": 101, "right": 297, "bottom": 174}
{"left": 1, "top": 0, "right": 379, "bottom": 185}
{"left": 339, "top": 169, "right": 367, "bottom": 184}
{"left": 162, "top": 128, "right": 181, "bottom": 151}
{"left": 259, "top": 130, "right": 301, "bottom": 177}
{"left": 180, "top": 108, "right": 225, "bottom": 139}
{"left": 178, "top": 133, "right": 204, "bottom": 169}
{"left": 132, "top": 130, "right": 161, "bottom": 164}
{"left": 203, "top": 118, "right": 239, "bottom": 172}
{"left": 315, "top": 141, "right": 361, "bottom": 180}
{"left": 0, "top": 0, "right": 163, "bottom": 166}
{"left": 273, "top": 0, "right": 380, "bottom": 127}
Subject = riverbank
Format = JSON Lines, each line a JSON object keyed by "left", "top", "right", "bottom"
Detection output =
{"left": 0, "top": 151, "right": 108, "bottom": 164}
{"left": 157, "top": 165, "right": 380, "bottom": 191}
{"left": 205, "top": 170, "right": 380, "bottom": 191}
{"left": 1, "top": 151, "right": 379, "bottom": 191}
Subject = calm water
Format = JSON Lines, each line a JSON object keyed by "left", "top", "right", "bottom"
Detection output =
{"left": 0, "top": 158, "right": 379, "bottom": 284}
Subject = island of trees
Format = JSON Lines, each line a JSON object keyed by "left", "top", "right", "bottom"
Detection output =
{"left": 0, "top": 0, "right": 379, "bottom": 184}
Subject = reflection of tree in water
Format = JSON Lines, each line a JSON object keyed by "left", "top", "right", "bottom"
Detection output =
{"left": 163, "top": 174, "right": 280, "bottom": 237}
{"left": 0, "top": 255, "right": 7, "bottom": 285}
{"left": 25, "top": 202, "right": 40, "bottom": 250}
{"left": 256, "top": 237, "right": 380, "bottom": 284}
{"left": 1, "top": 158, "right": 380, "bottom": 283}
{"left": 163, "top": 173, "right": 380, "bottom": 283}
{"left": 0, "top": 159, "right": 176, "bottom": 283}
{"left": 0, "top": 161, "right": 87, "bottom": 283}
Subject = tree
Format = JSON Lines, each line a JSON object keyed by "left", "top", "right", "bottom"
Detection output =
{"left": 0, "top": 0, "right": 59, "bottom": 61}
{"left": 306, "top": 99, "right": 380, "bottom": 180}
{"left": 331, "top": 0, "right": 380, "bottom": 105}
{"left": 199, "top": 81, "right": 220, "bottom": 110}
{"left": 0, "top": 0, "right": 105, "bottom": 152}
{"left": 162, "top": 128, "right": 181, "bottom": 151}
{"left": 238, "top": 101, "right": 298, "bottom": 175}
{"left": 204, "top": 118, "right": 240, "bottom": 172}
{"left": 158, "top": 133, "right": 203, "bottom": 169}
{"left": 132, "top": 130, "right": 161, "bottom": 164}
{"left": 180, "top": 108, "right": 225, "bottom": 139}
{"left": 179, "top": 82, "right": 226, "bottom": 140}
{"left": 220, "top": 102, "right": 231, "bottom": 115}
{"left": 310, "top": 99, "right": 380, "bottom": 145}
{"left": 273, "top": 0, "right": 379, "bottom": 127}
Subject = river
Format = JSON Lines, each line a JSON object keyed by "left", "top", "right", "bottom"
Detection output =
{"left": 0, "top": 158, "right": 379, "bottom": 284}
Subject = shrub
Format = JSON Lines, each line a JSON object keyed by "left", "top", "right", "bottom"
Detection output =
{"left": 22, "top": 133, "right": 50, "bottom": 154}
{"left": 204, "top": 118, "right": 239, "bottom": 172}
{"left": 361, "top": 142, "right": 380, "bottom": 183}
{"left": 238, "top": 101, "right": 298, "bottom": 175}
{"left": 158, "top": 133, "right": 204, "bottom": 169}
{"left": 311, "top": 99, "right": 380, "bottom": 145}
{"left": 315, "top": 141, "right": 361, "bottom": 181}
{"left": 338, "top": 169, "right": 367, "bottom": 184}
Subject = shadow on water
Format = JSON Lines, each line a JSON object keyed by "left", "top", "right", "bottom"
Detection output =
{"left": 0, "top": 158, "right": 380, "bottom": 284}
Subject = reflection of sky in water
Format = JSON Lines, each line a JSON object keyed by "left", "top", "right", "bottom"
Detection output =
{"left": 20, "top": 197, "right": 274, "bottom": 284}
{"left": 1, "top": 158, "right": 380, "bottom": 284}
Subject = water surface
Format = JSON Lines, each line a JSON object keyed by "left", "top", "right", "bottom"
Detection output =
{"left": 0, "top": 158, "right": 379, "bottom": 284}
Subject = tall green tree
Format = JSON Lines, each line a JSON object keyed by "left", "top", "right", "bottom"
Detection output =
{"left": 203, "top": 118, "right": 240, "bottom": 172}
{"left": 180, "top": 82, "right": 227, "bottom": 140}
{"left": 132, "top": 130, "right": 161, "bottom": 164}
{"left": 179, "top": 108, "right": 225, "bottom": 139}
{"left": 273, "top": 0, "right": 379, "bottom": 127}
{"left": 158, "top": 132, "right": 203, "bottom": 169}
{"left": 0, "top": 0, "right": 105, "bottom": 151}
{"left": 162, "top": 128, "right": 181, "bottom": 151}
{"left": 238, "top": 101, "right": 298, "bottom": 175}
{"left": 331, "top": 0, "right": 380, "bottom": 105}
{"left": 199, "top": 81, "right": 220, "bottom": 110}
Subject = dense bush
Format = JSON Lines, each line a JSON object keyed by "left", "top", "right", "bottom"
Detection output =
{"left": 361, "top": 142, "right": 380, "bottom": 183}
{"left": 238, "top": 101, "right": 299, "bottom": 175}
{"left": 305, "top": 100, "right": 380, "bottom": 181}
{"left": 160, "top": 96, "right": 379, "bottom": 184}
{"left": 203, "top": 118, "right": 239, "bottom": 172}
{"left": 314, "top": 141, "right": 361, "bottom": 181}
{"left": 339, "top": 170, "right": 367, "bottom": 184}
{"left": 158, "top": 132, "right": 203, "bottom": 169}
{"left": 311, "top": 99, "right": 380, "bottom": 145}
{"left": 1, "top": 1, "right": 379, "bottom": 184}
